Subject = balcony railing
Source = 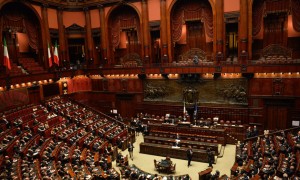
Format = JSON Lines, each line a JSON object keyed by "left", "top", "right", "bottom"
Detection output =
{"left": 1, "top": 61, "right": 300, "bottom": 88}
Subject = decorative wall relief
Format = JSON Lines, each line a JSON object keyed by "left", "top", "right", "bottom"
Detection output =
{"left": 143, "top": 78, "right": 248, "bottom": 105}
{"left": 183, "top": 86, "right": 199, "bottom": 105}
{"left": 144, "top": 83, "right": 169, "bottom": 100}
{"left": 273, "top": 78, "right": 284, "bottom": 95}
{"left": 216, "top": 83, "right": 247, "bottom": 104}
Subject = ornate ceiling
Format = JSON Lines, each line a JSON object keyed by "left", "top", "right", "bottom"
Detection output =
{"left": 29, "top": 0, "right": 123, "bottom": 10}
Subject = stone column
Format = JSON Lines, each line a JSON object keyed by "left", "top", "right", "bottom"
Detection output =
{"left": 84, "top": 7, "right": 94, "bottom": 66}
{"left": 215, "top": 0, "right": 224, "bottom": 64}
{"left": 239, "top": 0, "right": 248, "bottom": 63}
{"left": 57, "top": 7, "right": 67, "bottom": 64}
{"left": 142, "top": 0, "right": 150, "bottom": 63}
{"left": 99, "top": 5, "right": 108, "bottom": 65}
{"left": 42, "top": 3, "right": 51, "bottom": 67}
{"left": 160, "top": 0, "right": 168, "bottom": 63}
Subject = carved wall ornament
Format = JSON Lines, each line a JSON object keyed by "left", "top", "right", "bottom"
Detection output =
{"left": 143, "top": 79, "right": 248, "bottom": 105}
{"left": 144, "top": 83, "right": 169, "bottom": 100}
{"left": 273, "top": 78, "right": 284, "bottom": 95}
{"left": 183, "top": 86, "right": 199, "bottom": 105}
{"left": 216, "top": 83, "right": 248, "bottom": 104}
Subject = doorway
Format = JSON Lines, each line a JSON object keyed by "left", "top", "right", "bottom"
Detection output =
{"left": 264, "top": 98, "right": 294, "bottom": 130}
{"left": 68, "top": 38, "right": 85, "bottom": 66}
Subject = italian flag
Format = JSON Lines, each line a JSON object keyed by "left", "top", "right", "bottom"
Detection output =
{"left": 53, "top": 41, "right": 59, "bottom": 66}
{"left": 3, "top": 38, "right": 11, "bottom": 70}
{"left": 48, "top": 43, "right": 52, "bottom": 67}
{"left": 183, "top": 101, "right": 187, "bottom": 117}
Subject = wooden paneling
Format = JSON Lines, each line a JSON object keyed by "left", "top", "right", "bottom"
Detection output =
{"left": 264, "top": 98, "right": 294, "bottom": 130}
{"left": 116, "top": 93, "right": 136, "bottom": 119}
{"left": 249, "top": 78, "right": 300, "bottom": 96}
{"left": 288, "top": 37, "right": 300, "bottom": 59}
{"left": 135, "top": 102, "right": 261, "bottom": 125}
{"left": 91, "top": 79, "right": 103, "bottom": 91}
{"left": 266, "top": 106, "right": 288, "bottom": 130}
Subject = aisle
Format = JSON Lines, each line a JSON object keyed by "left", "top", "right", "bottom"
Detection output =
{"left": 113, "top": 134, "right": 236, "bottom": 180}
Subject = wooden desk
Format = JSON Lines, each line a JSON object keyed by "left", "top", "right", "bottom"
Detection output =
{"left": 141, "top": 117, "right": 164, "bottom": 125}
{"left": 216, "top": 124, "right": 245, "bottom": 142}
{"left": 199, "top": 168, "right": 212, "bottom": 180}
{"left": 140, "top": 142, "right": 214, "bottom": 163}
{"left": 149, "top": 123, "right": 226, "bottom": 145}
{"left": 156, "top": 159, "right": 174, "bottom": 173}
{"left": 144, "top": 136, "right": 219, "bottom": 154}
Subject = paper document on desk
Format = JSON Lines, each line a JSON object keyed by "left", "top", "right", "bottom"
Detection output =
{"left": 172, "top": 146, "right": 180, "bottom": 149}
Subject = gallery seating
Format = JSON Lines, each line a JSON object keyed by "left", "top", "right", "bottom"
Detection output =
{"left": 19, "top": 58, "right": 47, "bottom": 74}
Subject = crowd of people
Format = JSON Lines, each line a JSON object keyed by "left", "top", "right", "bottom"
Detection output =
{"left": 245, "top": 125, "right": 259, "bottom": 139}
{"left": 120, "top": 164, "right": 191, "bottom": 180}
{"left": 0, "top": 96, "right": 130, "bottom": 179}
{"left": 232, "top": 129, "right": 300, "bottom": 179}
{"left": 3, "top": 99, "right": 300, "bottom": 180}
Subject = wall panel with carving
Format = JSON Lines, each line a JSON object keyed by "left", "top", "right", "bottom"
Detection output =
{"left": 249, "top": 78, "right": 300, "bottom": 96}
{"left": 143, "top": 78, "right": 248, "bottom": 105}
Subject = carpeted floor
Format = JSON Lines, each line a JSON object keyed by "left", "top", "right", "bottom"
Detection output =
{"left": 112, "top": 134, "right": 236, "bottom": 180}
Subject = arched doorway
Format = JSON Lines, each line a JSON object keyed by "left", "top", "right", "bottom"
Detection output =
{"left": 170, "top": 0, "right": 213, "bottom": 62}
{"left": 252, "top": 0, "right": 289, "bottom": 59}
{"left": 1, "top": 2, "right": 42, "bottom": 66}
{"left": 107, "top": 5, "right": 142, "bottom": 66}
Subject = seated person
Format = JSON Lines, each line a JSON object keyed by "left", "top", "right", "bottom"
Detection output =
{"left": 174, "top": 140, "right": 180, "bottom": 147}
{"left": 160, "top": 157, "right": 172, "bottom": 167}
{"left": 176, "top": 133, "right": 180, "bottom": 140}
{"left": 116, "top": 152, "right": 125, "bottom": 166}
{"left": 165, "top": 156, "right": 172, "bottom": 164}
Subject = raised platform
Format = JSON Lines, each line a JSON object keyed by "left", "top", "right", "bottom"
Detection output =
{"left": 140, "top": 142, "right": 215, "bottom": 163}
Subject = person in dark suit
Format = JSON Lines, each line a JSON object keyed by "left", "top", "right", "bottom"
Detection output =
{"left": 252, "top": 126, "right": 259, "bottom": 137}
{"left": 186, "top": 146, "right": 193, "bottom": 167}
{"left": 246, "top": 127, "right": 252, "bottom": 138}
{"left": 207, "top": 148, "right": 214, "bottom": 168}
{"left": 128, "top": 142, "right": 134, "bottom": 160}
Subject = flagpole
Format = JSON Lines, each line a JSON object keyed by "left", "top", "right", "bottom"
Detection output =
{"left": 3, "top": 37, "right": 11, "bottom": 70}
{"left": 48, "top": 43, "right": 52, "bottom": 68}
{"left": 194, "top": 101, "right": 197, "bottom": 125}
{"left": 183, "top": 101, "right": 186, "bottom": 121}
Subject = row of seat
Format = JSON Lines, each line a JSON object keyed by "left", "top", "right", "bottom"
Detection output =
{"left": 19, "top": 58, "right": 47, "bottom": 74}
{"left": 231, "top": 129, "right": 300, "bottom": 179}
{"left": 0, "top": 96, "right": 129, "bottom": 179}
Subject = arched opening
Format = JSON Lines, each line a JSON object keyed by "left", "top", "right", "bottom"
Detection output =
{"left": 252, "top": 0, "right": 290, "bottom": 60}
{"left": 1, "top": 2, "right": 42, "bottom": 69}
{"left": 170, "top": 0, "right": 213, "bottom": 63}
{"left": 107, "top": 5, "right": 142, "bottom": 66}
